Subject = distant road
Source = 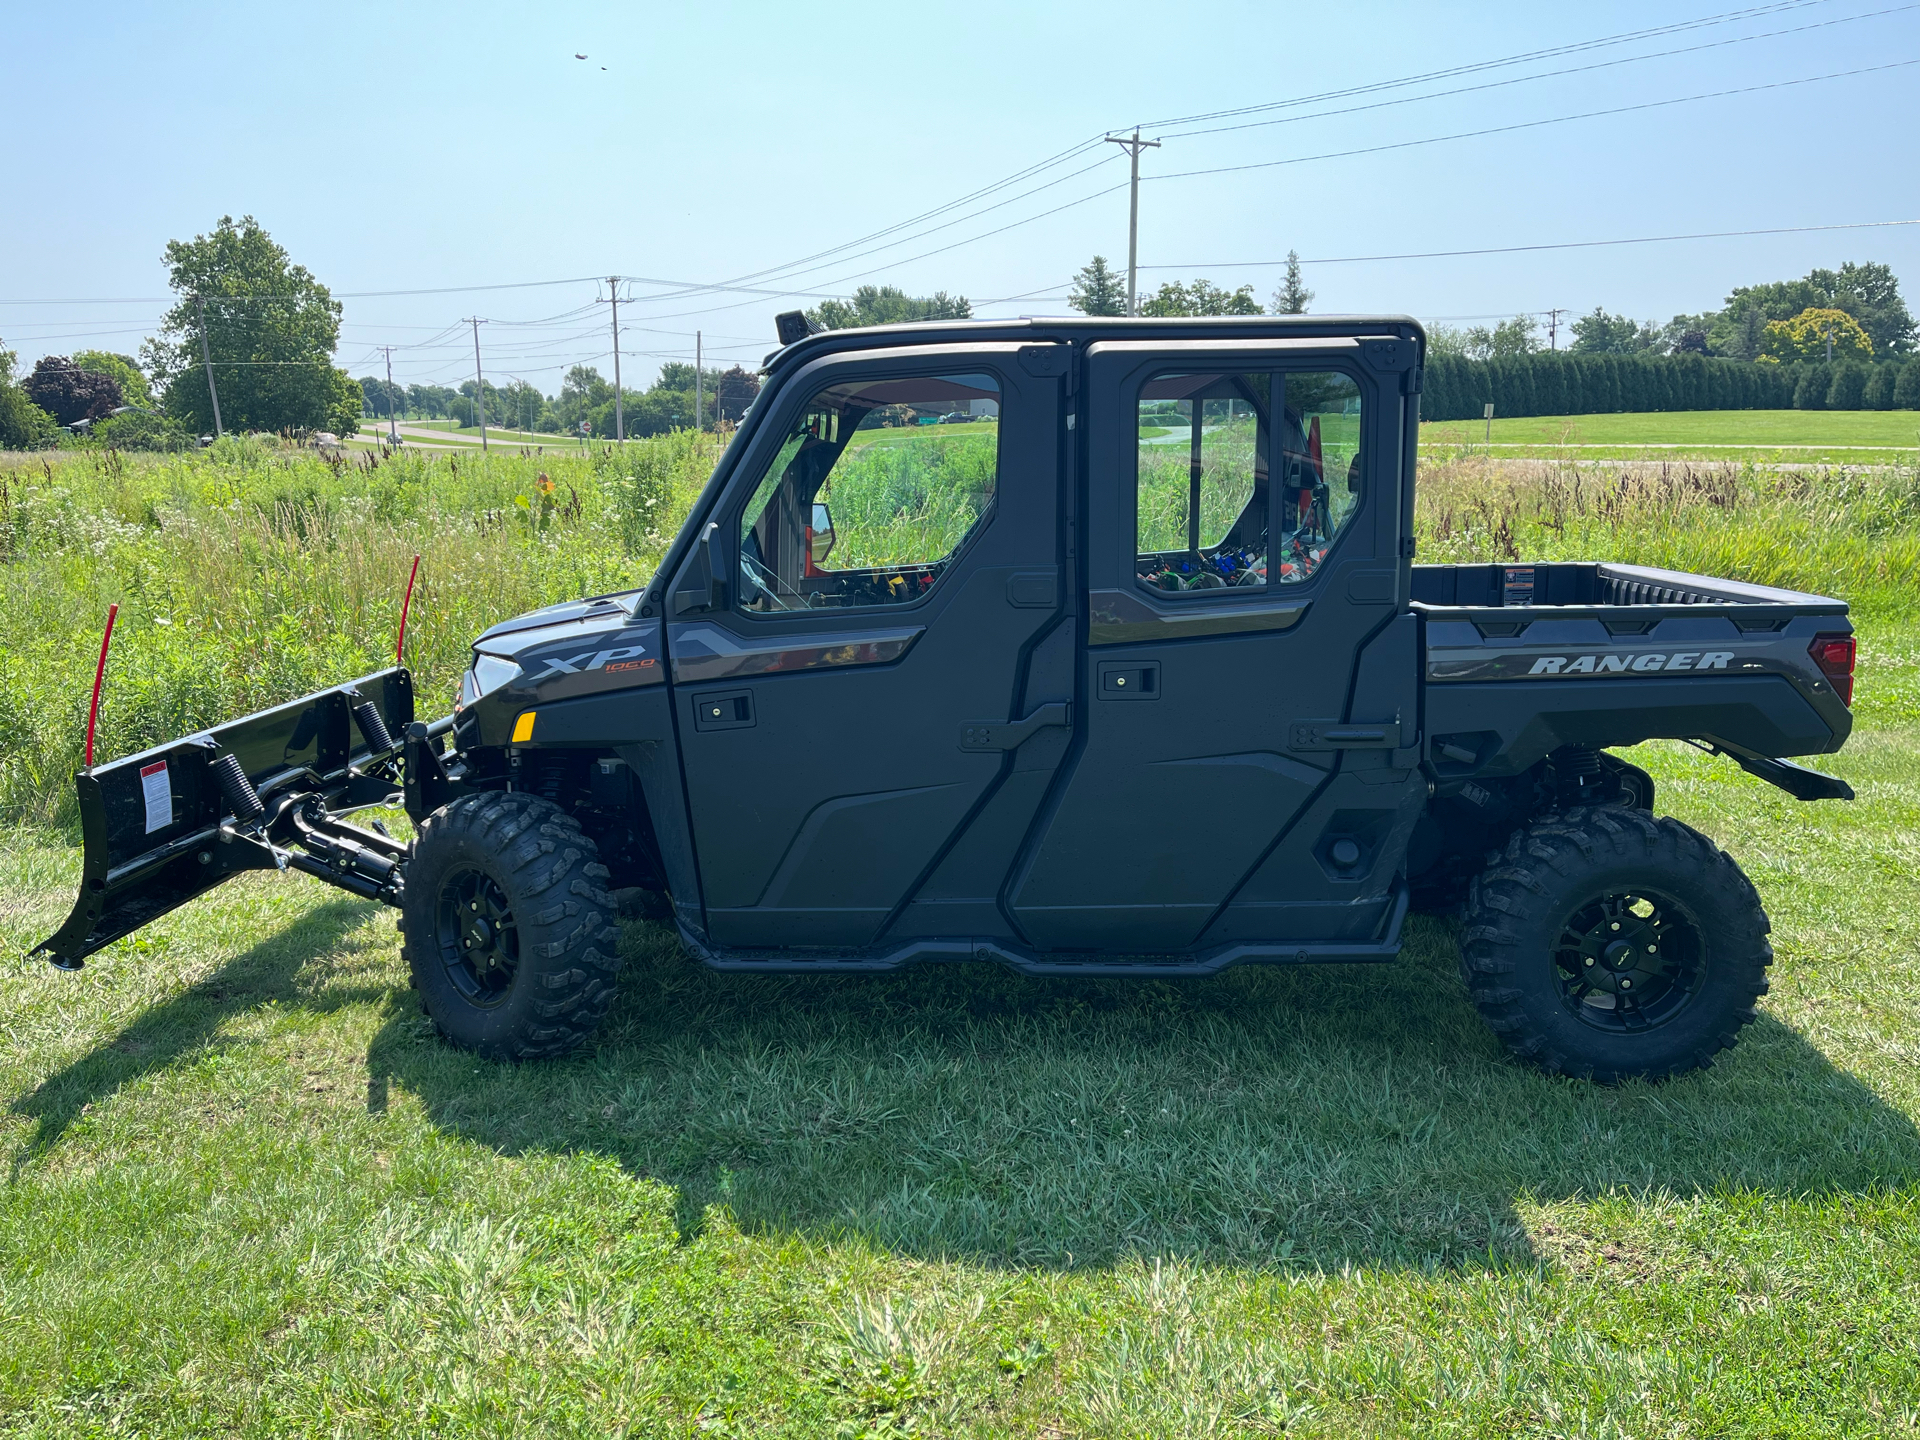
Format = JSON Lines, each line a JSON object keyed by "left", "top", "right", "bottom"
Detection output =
{"left": 365, "top": 423, "right": 584, "bottom": 449}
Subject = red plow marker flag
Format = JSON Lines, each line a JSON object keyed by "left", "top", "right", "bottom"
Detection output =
{"left": 85, "top": 604, "right": 118, "bottom": 768}
{"left": 396, "top": 555, "right": 421, "bottom": 665}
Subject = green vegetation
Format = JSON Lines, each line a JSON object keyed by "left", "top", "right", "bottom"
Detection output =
{"left": 1068, "top": 255, "right": 1128, "bottom": 317}
{"left": 71, "top": 349, "right": 151, "bottom": 409}
{"left": 807, "top": 285, "right": 971, "bottom": 331}
{"left": 1422, "top": 349, "right": 1920, "bottom": 424}
{"left": 0, "top": 341, "right": 59, "bottom": 451}
{"left": 2, "top": 436, "right": 1919, "bottom": 1433}
{"left": 743, "top": 426, "right": 999, "bottom": 572}
{"left": 1423, "top": 407, "right": 1920, "bottom": 463}
{"left": 148, "top": 215, "right": 363, "bottom": 440}
{"left": 1139, "top": 278, "right": 1263, "bottom": 317}
{"left": 0, "top": 436, "right": 719, "bottom": 826}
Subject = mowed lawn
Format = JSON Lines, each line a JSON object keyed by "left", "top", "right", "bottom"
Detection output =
{"left": 3, "top": 440, "right": 1919, "bottom": 1435}
{"left": 1, "top": 633, "right": 1917, "bottom": 1435}
{"left": 1423, "top": 408, "right": 1920, "bottom": 463}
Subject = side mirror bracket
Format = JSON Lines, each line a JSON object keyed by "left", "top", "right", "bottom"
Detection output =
{"left": 673, "top": 521, "right": 725, "bottom": 615}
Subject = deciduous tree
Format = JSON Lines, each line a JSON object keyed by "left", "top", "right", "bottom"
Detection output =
{"left": 23, "top": 355, "right": 123, "bottom": 426}
{"left": 807, "top": 286, "right": 971, "bottom": 330}
{"left": 1713, "top": 261, "right": 1913, "bottom": 358}
{"left": 1569, "top": 309, "right": 1657, "bottom": 355}
{"left": 714, "top": 365, "right": 760, "bottom": 422}
{"left": 147, "top": 215, "right": 356, "bottom": 435}
{"left": 1463, "top": 315, "right": 1541, "bottom": 361}
{"left": 1762, "top": 307, "right": 1873, "bottom": 363}
{"left": 1139, "top": 279, "right": 1261, "bottom": 317}
{"left": 0, "top": 340, "right": 59, "bottom": 449}
{"left": 71, "top": 350, "right": 150, "bottom": 407}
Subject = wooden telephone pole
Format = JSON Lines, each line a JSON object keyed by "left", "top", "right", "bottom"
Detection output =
{"left": 1105, "top": 129, "right": 1161, "bottom": 316}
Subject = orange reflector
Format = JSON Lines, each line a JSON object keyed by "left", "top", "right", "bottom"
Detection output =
{"left": 511, "top": 711, "right": 536, "bottom": 743}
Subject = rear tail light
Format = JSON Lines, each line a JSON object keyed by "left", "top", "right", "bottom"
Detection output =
{"left": 1808, "top": 634, "right": 1856, "bottom": 707}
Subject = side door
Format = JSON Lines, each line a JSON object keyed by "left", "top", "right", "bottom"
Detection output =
{"left": 1007, "top": 336, "right": 1416, "bottom": 952}
{"left": 668, "top": 342, "right": 1071, "bottom": 950}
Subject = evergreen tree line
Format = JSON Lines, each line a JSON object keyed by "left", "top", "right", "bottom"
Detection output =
{"left": 1421, "top": 350, "right": 1920, "bottom": 422}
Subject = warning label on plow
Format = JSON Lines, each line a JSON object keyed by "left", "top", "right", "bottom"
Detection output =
{"left": 139, "top": 760, "right": 171, "bottom": 834}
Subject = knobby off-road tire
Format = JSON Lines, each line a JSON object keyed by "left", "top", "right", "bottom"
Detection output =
{"left": 400, "top": 792, "right": 622, "bottom": 1061}
{"left": 1462, "top": 806, "right": 1772, "bottom": 1083}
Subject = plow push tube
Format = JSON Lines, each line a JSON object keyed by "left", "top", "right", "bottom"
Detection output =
{"left": 34, "top": 667, "right": 427, "bottom": 971}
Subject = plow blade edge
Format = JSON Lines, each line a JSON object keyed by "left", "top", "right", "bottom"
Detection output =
{"left": 33, "top": 668, "right": 416, "bottom": 969}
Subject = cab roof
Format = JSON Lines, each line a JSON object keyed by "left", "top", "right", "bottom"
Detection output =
{"left": 763, "top": 313, "right": 1425, "bottom": 374}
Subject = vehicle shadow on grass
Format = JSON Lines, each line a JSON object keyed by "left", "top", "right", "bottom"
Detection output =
{"left": 366, "top": 913, "right": 1920, "bottom": 1273}
{"left": 9, "top": 897, "right": 386, "bottom": 1167}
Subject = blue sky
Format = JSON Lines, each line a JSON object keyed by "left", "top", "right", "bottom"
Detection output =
{"left": 3, "top": 0, "right": 1916, "bottom": 392}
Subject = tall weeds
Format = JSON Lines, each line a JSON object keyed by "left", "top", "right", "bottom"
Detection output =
{"left": 1418, "top": 454, "right": 1920, "bottom": 614}
{"left": 0, "top": 437, "right": 719, "bottom": 826}
{"left": 2, "top": 438, "right": 1914, "bottom": 829}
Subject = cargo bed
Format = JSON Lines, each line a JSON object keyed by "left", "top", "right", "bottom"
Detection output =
{"left": 1411, "top": 561, "right": 1855, "bottom": 792}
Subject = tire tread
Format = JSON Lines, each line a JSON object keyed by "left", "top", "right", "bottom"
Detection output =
{"left": 1462, "top": 805, "right": 1772, "bottom": 1084}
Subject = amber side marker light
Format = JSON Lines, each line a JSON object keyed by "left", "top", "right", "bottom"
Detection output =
{"left": 512, "top": 711, "right": 536, "bottom": 743}
{"left": 1808, "top": 634, "right": 1856, "bottom": 707}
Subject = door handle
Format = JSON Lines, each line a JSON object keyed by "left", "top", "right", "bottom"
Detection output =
{"left": 960, "top": 701, "right": 1071, "bottom": 751}
{"left": 1289, "top": 717, "right": 1406, "bottom": 751}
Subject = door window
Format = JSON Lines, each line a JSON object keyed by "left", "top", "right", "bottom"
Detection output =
{"left": 1135, "top": 369, "right": 1362, "bottom": 593}
{"left": 737, "top": 372, "right": 1001, "bottom": 612}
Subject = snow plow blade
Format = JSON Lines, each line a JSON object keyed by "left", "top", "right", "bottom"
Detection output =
{"left": 33, "top": 668, "right": 421, "bottom": 970}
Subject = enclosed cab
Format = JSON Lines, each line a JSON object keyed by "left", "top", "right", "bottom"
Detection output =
{"left": 38, "top": 315, "right": 1856, "bottom": 1083}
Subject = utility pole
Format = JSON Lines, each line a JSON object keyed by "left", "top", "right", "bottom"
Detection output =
{"left": 194, "top": 295, "right": 224, "bottom": 438}
{"left": 469, "top": 318, "right": 487, "bottom": 452}
{"left": 694, "top": 331, "right": 703, "bottom": 431}
{"left": 1105, "top": 128, "right": 1161, "bottom": 316}
{"left": 1547, "top": 308, "right": 1567, "bottom": 350}
{"left": 1825, "top": 319, "right": 1833, "bottom": 364}
{"left": 608, "top": 277, "right": 624, "bottom": 443}
{"left": 381, "top": 345, "right": 399, "bottom": 445}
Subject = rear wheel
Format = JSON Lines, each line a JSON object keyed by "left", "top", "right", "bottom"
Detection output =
{"left": 401, "top": 792, "right": 622, "bottom": 1060}
{"left": 1461, "top": 806, "right": 1771, "bottom": 1083}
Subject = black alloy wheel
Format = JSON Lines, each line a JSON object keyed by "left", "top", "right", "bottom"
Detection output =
{"left": 1461, "top": 806, "right": 1772, "bottom": 1083}
{"left": 1552, "top": 889, "right": 1706, "bottom": 1032}
{"left": 400, "top": 792, "right": 623, "bottom": 1061}
{"left": 435, "top": 867, "right": 521, "bottom": 1005}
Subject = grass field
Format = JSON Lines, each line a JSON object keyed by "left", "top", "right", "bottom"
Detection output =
{"left": 3, "top": 438, "right": 1919, "bottom": 1434}
{"left": 1423, "top": 408, "right": 1920, "bottom": 466}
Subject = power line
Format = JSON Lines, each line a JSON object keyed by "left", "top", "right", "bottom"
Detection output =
{"left": 1156, "top": 2, "right": 1919, "bottom": 141}
{"left": 632, "top": 2, "right": 1851, "bottom": 304}
{"left": 1141, "top": 219, "right": 1920, "bottom": 271}
{"left": 1138, "top": 0, "right": 1834, "bottom": 129}
{"left": 1148, "top": 59, "right": 1919, "bottom": 185}
{"left": 0, "top": 8, "right": 1877, "bottom": 322}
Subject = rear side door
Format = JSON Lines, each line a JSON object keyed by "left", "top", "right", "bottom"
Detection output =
{"left": 667, "top": 342, "right": 1071, "bottom": 950}
{"left": 1007, "top": 336, "right": 1414, "bottom": 952}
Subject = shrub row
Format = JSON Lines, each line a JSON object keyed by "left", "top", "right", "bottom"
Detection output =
{"left": 1422, "top": 351, "right": 1920, "bottom": 420}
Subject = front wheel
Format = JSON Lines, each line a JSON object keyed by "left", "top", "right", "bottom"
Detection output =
{"left": 1462, "top": 806, "right": 1772, "bottom": 1083}
{"left": 401, "top": 792, "right": 622, "bottom": 1061}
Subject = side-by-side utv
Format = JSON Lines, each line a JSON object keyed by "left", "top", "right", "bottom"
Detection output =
{"left": 37, "top": 313, "right": 1858, "bottom": 1082}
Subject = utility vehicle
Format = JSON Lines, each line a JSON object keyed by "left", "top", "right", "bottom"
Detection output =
{"left": 38, "top": 314, "right": 1858, "bottom": 1083}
